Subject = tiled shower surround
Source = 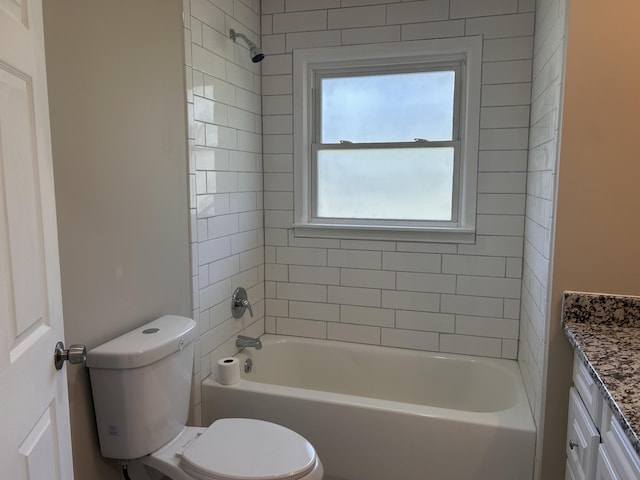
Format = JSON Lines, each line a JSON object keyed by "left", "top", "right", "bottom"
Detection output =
{"left": 183, "top": 0, "right": 542, "bottom": 420}
{"left": 518, "top": 0, "right": 566, "bottom": 469}
{"left": 261, "top": 1, "right": 534, "bottom": 359}
{"left": 184, "top": 0, "right": 266, "bottom": 422}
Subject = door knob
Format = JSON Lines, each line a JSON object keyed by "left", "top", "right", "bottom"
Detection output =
{"left": 54, "top": 341, "right": 86, "bottom": 370}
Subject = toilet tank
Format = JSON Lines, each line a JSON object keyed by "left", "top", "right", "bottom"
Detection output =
{"left": 86, "top": 315, "right": 197, "bottom": 460}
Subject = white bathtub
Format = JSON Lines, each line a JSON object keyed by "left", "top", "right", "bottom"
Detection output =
{"left": 202, "top": 335, "right": 535, "bottom": 480}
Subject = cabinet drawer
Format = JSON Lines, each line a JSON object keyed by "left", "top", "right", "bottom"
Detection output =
{"left": 573, "top": 352, "right": 603, "bottom": 422}
{"left": 567, "top": 387, "right": 600, "bottom": 479}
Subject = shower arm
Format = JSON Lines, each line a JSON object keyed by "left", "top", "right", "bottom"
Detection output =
{"left": 229, "top": 28, "right": 265, "bottom": 63}
{"left": 229, "top": 29, "right": 250, "bottom": 45}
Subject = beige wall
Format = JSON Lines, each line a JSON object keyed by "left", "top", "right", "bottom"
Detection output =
{"left": 543, "top": 0, "right": 640, "bottom": 477}
{"left": 43, "top": 1, "right": 191, "bottom": 478}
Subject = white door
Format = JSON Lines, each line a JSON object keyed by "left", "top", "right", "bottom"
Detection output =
{"left": 0, "top": 0, "right": 74, "bottom": 478}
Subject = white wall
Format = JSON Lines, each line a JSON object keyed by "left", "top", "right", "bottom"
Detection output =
{"left": 517, "top": 0, "right": 567, "bottom": 477}
{"left": 261, "top": 0, "right": 534, "bottom": 359}
{"left": 183, "top": 0, "right": 265, "bottom": 423}
{"left": 43, "top": 1, "right": 191, "bottom": 478}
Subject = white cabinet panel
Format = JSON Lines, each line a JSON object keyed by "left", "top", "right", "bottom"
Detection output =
{"left": 566, "top": 387, "right": 600, "bottom": 479}
{"left": 600, "top": 409, "right": 640, "bottom": 480}
{"left": 573, "top": 353, "right": 603, "bottom": 422}
{"left": 596, "top": 444, "right": 621, "bottom": 480}
{"left": 569, "top": 351, "right": 640, "bottom": 480}
{"left": 567, "top": 458, "right": 579, "bottom": 480}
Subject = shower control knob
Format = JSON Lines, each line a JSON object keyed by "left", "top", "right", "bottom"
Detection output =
{"left": 231, "top": 287, "right": 254, "bottom": 318}
{"left": 241, "top": 298, "right": 253, "bottom": 317}
{"left": 54, "top": 341, "right": 87, "bottom": 370}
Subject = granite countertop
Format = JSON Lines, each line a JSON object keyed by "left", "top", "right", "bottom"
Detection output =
{"left": 562, "top": 291, "right": 640, "bottom": 456}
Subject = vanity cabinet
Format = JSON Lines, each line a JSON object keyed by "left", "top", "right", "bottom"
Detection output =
{"left": 566, "top": 387, "right": 600, "bottom": 478}
{"left": 566, "top": 351, "right": 602, "bottom": 480}
{"left": 567, "top": 351, "right": 640, "bottom": 480}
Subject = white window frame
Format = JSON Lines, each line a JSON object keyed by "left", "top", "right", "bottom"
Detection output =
{"left": 293, "top": 37, "right": 482, "bottom": 243}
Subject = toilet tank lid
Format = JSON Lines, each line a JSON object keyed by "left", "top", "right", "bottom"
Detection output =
{"left": 86, "top": 315, "right": 197, "bottom": 370}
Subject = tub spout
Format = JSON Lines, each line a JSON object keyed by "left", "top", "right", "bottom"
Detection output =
{"left": 236, "top": 335, "right": 262, "bottom": 350}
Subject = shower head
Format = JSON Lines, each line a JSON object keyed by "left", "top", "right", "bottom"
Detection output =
{"left": 229, "top": 28, "right": 265, "bottom": 63}
{"left": 249, "top": 44, "right": 265, "bottom": 64}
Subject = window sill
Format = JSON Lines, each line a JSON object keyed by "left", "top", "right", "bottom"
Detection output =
{"left": 293, "top": 222, "right": 476, "bottom": 244}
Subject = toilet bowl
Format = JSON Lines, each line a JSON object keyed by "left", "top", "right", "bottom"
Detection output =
{"left": 86, "top": 316, "right": 323, "bottom": 480}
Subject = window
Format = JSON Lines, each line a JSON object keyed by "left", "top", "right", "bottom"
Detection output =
{"left": 293, "top": 37, "right": 482, "bottom": 243}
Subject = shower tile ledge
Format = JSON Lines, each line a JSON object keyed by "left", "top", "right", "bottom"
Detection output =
{"left": 562, "top": 290, "right": 640, "bottom": 457}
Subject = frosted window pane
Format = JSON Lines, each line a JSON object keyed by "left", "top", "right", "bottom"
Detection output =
{"left": 321, "top": 71, "right": 455, "bottom": 143}
{"left": 317, "top": 148, "right": 454, "bottom": 221}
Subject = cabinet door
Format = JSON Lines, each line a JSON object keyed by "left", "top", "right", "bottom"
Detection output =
{"left": 567, "top": 459, "right": 579, "bottom": 480}
{"left": 600, "top": 410, "right": 640, "bottom": 479}
{"left": 573, "top": 353, "right": 603, "bottom": 421}
{"left": 596, "top": 445, "right": 621, "bottom": 480}
{"left": 567, "top": 388, "right": 600, "bottom": 479}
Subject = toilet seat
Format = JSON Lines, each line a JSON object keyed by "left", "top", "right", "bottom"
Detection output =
{"left": 179, "top": 418, "right": 318, "bottom": 480}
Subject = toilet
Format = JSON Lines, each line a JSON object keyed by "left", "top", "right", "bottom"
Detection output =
{"left": 86, "top": 315, "right": 323, "bottom": 480}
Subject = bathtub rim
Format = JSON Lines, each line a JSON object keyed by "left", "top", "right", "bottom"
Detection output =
{"left": 204, "top": 334, "right": 536, "bottom": 434}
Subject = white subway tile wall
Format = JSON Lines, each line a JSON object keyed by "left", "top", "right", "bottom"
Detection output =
{"left": 262, "top": 0, "right": 535, "bottom": 361}
{"left": 184, "top": 0, "right": 265, "bottom": 424}
{"left": 518, "top": 0, "right": 567, "bottom": 475}
{"left": 183, "top": 0, "right": 554, "bottom": 424}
